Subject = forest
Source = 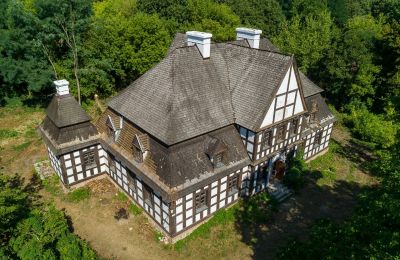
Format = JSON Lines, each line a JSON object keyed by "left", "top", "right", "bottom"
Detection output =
{"left": 0, "top": 0, "right": 399, "bottom": 258}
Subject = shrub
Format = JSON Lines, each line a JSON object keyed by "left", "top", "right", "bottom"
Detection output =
{"left": 0, "top": 129, "right": 18, "bottom": 139}
{"left": 345, "top": 108, "right": 397, "bottom": 148}
{"left": 283, "top": 167, "right": 305, "bottom": 191}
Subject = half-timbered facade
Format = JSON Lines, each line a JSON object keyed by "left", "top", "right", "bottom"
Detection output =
{"left": 39, "top": 28, "right": 335, "bottom": 241}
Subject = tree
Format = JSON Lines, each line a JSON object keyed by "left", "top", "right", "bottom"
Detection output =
{"left": 272, "top": 10, "right": 334, "bottom": 73}
{"left": 218, "top": 0, "right": 286, "bottom": 37}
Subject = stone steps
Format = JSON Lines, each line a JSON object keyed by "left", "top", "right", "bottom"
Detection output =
{"left": 268, "top": 183, "right": 293, "bottom": 203}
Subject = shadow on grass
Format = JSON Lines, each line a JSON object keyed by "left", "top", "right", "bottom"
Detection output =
{"left": 234, "top": 176, "right": 366, "bottom": 260}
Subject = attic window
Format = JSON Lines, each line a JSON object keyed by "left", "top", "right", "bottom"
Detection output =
{"left": 206, "top": 137, "right": 227, "bottom": 168}
{"left": 132, "top": 135, "right": 145, "bottom": 163}
{"left": 214, "top": 153, "right": 224, "bottom": 167}
{"left": 106, "top": 115, "right": 117, "bottom": 141}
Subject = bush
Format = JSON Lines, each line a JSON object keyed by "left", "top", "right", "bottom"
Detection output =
{"left": 284, "top": 151, "right": 307, "bottom": 191}
{"left": 236, "top": 192, "right": 277, "bottom": 225}
{"left": 345, "top": 108, "right": 397, "bottom": 148}
{"left": 283, "top": 167, "right": 305, "bottom": 191}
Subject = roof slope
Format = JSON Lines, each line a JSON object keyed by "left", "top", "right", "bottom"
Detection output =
{"left": 46, "top": 95, "right": 91, "bottom": 127}
{"left": 109, "top": 33, "right": 324, "bottom": 145}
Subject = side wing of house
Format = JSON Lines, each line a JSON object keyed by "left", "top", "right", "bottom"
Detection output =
{"left": 260, "top": 63, "right": 306, "bottom": 127}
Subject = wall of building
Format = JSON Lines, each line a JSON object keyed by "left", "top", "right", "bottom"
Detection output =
{"left": 303, "top": 123, "right": 333, "bottom": 160}
{"left": 60, "top": 145, "right": 102, "bottom": 185}
{"left": 105, "top": 152, "right": 171, "bottom": 233}
{"left": 47, "top": 146, "right": 64, "bottom": 183}
{"left": 172, "top": 166, "right": 249, "bottom": 235}
{"left": 255, "top": 116, "right": 304, "bottom": 161}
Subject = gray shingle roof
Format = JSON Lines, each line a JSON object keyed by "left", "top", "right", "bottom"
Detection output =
{"left": 109, "top": 35, "right": 293, "bottom": 145}
{"left": 300, "top": 72, "right": 323, "bottom": 97}
{"left": 46, "top": 95, "right": 91, "bottom": 127}
{"left": 304, "top": 94, "right": 335, "bottom": 126}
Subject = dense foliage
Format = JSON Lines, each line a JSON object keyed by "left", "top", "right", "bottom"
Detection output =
{"left": 1, "top": 0, "right": 400, "bottom": 258}
{"left": 0, "top": 174, "right": 97, "bottom": 259}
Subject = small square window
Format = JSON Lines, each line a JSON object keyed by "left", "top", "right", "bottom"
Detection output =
{"left": 128, "top": 178, "right": 136, "bottom": 192}
{"left": 195, "top": 189, "right": 209, "bottom": 213}
{"left": 82, "top": 150, "right": 96, "bottom": 169}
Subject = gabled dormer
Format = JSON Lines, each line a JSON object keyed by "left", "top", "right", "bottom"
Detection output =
{"left": 132, "top": 134, "right": 147, "bottom": 163}
{"left": 205, "top": 137, "right": 227, "bottom": 168}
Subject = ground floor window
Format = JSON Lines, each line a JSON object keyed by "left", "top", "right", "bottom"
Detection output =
{"left": 143, "top": 184, "right": 153, "bottom": 206}
{"left": 83, "top": 150, "right": 96, "bottom": 169}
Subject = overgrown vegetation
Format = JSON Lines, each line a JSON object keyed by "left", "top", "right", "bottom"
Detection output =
{"left": 1, "top": 0, "right": 400, "bottom": 258}
{"left": 0, "top": 173, "right": 98, "bottom": 259}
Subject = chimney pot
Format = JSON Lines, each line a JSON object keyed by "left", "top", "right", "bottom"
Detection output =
{"left": 54, "top": 79, "right": 70, "bottom": 96}
{"left": 236, "top": 27, "right": 262, "bottom": 49}
{"left": 186, "top": 31, "right": 212, "bottom": 58}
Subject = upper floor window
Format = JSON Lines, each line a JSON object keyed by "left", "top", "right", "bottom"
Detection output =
{"left": 132, "top": 135, "right": 145, "bottom": 163}
{"left": 291, "top": 118, "right": 299, "bottom": 135}
{"left": 195, "top": 189, "right": 209, "bottom": 213}
{"left": 262, "top": 130, "right": 273, "bottom": 148}
{"left": 277, "top": 124, "right": 286, "bottom": 141}
{"left": 83, "top": 150, "right": 96, "bottom": 169}
{"left": 227, "top": 174, "right": 239, "bottom": 195}
{"left": 205, "top": 137, "right": 227, "bottom": 168}
{"left": 143, "top": 184, "right": 153, "bottom": 206}
{"left": 314, "top": 131, "right": 323, "bottom": 146}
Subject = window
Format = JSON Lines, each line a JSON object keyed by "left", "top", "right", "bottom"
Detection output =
{"left": 310, "top": 101, "right": 318, "bottom": 122}
{"left": 277, "top": 124, "right": 286, "bottom": 141}
{"left": 215, "top": 153, "right": 223, "bottom": 166}
{"left": 227, "top": 175, "right": 239, "bottom": 194}
{"left": 314, "top": 131, "right": 323, "bottom": 146}
{"left": 128, "top": 178, "right": 136, "bottom": 192}
{"left": 143, "top": 184, "right": 152, "bottom": 206}
{"left": 291, "top": 118, "right": 299, "bottom": 135}
{"left": 262, "top": 130, "right": 272, "bottom": 148}
{"left": 106, "top": 115, "right": 117, "bottom": 141}
{"left": 133, "top": 146, "right": 143, "bottom": 163}
{"left": 83, "top": 150, "right": 96, "bottom": 169}
{"left": 195, "top": 189, "right": 209, "bottom": 212}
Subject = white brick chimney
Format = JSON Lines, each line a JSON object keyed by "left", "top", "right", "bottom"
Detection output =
{"left": 186, "top": 31, "right": 212, "bottom": 58}
{"left": 236, "top": 28, "right": 262, "bottom": 49}
{"left": 54, "top": 79, "right": 70, "bottom": 96}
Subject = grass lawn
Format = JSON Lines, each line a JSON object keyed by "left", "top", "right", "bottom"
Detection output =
{"left": 0, "top": 105, "right": 377, "bottom": 259}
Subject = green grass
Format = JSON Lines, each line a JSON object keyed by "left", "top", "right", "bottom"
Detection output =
{"left": 66, "top": 187, "right": 91, "bottom": 202}
{"left": 0, "top": 129, "right": 19, "bottom": 139}
{"left": 174, "top": 206, "right": 237, "bottom": 251}
{"left": 154, "top": 230, "right": 164, "bottom": 242}
{"left": 316, "top": 169, "right": 336, "bottom": 186}
{"left": 42, "top": 175, "right": 62, "bottom": 196}
{"left": 114, "top": 191, "right": 129, "bottom": 202}
{"left": 24, "top": 125, "right": 37, "bottom": 139}
{"left": 128, "top": 203, "right": 142, "bottom": 216}
{"left": 12, "top": 141, "right": 32, "bottom": 152}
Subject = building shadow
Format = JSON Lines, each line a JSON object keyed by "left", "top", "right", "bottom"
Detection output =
{"left": 234, "top": 174, "right": 366, "bottom": 259}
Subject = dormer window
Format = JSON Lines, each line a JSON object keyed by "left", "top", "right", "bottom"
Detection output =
{"left": 314, "top": 131, "right": 323, "bottom": 147}
{"left": 106, "top": 115, "right": 118, "bottom": 141}
{"left": 132, "top": 135, "right": 145, "bottom": 163}
{"left": 205, "top": 137, "right": 227, "bottom": 168}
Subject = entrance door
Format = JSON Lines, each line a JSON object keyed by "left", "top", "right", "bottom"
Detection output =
{"left": 273, "top": 160, "right": 286, "bottom": 180}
